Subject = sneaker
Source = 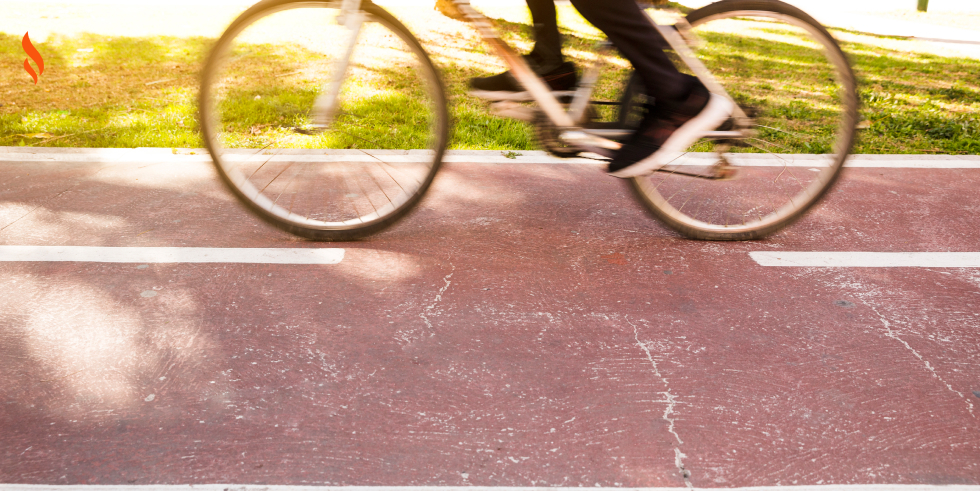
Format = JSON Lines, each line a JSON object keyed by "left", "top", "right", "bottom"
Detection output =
{"left": 469, "top": 60, "right": 578, "bottom": 101}
{"left": 607, "top": 82, "right": 734, "bottom": 178}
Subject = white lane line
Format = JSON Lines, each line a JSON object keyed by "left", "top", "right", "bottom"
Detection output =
{"left": 3, "top": 485, "right": 980, "bottom": 491}
{"left": 751, "top": 251, "right": 980, "bottom": 268}
{"left": 843, "top": 160, "right": 980, "bottom": 168}
{"left": 0, "top": 246, "right": 344, "bottom": 264}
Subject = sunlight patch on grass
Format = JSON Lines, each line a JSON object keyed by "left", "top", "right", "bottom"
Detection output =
{"left": 0, "top": 4, "right": 977, "bottom": 154}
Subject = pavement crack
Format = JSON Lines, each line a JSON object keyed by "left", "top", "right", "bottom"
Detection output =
{"left": 418, "top": 264, "right": 454, "bottom": 334}
{"left": 0, "top": 164, "right": 113, "bottom": 235}
{"left": 674, "top": 448, "right": 692, "bottom": 487}
{"left": 628, "top": 316, "right": 692, "bottom": 488}
{"left": 868, "top": 305, "right": 976, "bottom": 418}
{"left": 0, "top": 204, "right": 43, "bottom": 234}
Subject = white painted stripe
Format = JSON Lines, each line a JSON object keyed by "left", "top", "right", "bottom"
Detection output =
{"left": 0, "top": 246, "right": 344, "bottom": 264}
{"left": 844, "top": 160, "right": 980, "bottom": 168}
{"left": 751, "top": 251, "right": 980, "bottom": 268}
{"left": 0, "top": 148, "right": 978, "bottom": 167}
{"left": 2, "top": 485, "right": 979, "bottom": 491}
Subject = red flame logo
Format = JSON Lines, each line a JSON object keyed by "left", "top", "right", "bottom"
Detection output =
{"left": 23, "top": 32, "right": 44, "bottom": 85}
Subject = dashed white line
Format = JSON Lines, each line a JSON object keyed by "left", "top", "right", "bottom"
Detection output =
{"left": 750, "top": 251, "right": 980, "bottom": 268}
{"left": 0, "top": 246, "right": 344, "bottom": 264}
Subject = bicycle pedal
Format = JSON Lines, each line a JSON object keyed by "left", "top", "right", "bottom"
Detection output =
{"left": 489, "top": 101, "right": 535, "bottom": 122}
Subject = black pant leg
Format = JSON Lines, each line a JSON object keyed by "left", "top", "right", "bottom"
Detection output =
{"left": 526, "top": 0, "right": 563, "bottom": 70}
{"left": 569, "top": 0, "right": 693, "bottom": 101}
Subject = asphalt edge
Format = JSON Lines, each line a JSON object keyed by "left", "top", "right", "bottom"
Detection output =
{"left": 0, "top": 148, "right": 977, "bottom": 167}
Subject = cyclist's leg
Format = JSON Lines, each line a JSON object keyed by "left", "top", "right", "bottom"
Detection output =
{"left": 526, "top": 0, "right": 563, "bottom": 72}
{"left": 569, "top": 0, "right": 733, "bottom": 177}
{"left": 568, "top": 0, "right": 691, "bottom": 102}
{"left": 469, "top": 0, "right": 577, "bottom": 100}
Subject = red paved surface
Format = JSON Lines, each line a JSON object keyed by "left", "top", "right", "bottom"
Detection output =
{"left": 1, "top": 155, "right": 979, "bottom": 486}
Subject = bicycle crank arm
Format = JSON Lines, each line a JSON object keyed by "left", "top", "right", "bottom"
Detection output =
{"left": 655, "top": 165, "right": 736, "bottom": 180}
{"left": 558, "top": 130, "right": 621, "bottom": 158}
{"left": 489, "top": 101, "right": 536, "bottom": 122}
{"left": 656, "top": 149, "right": 738, "bottom": 180}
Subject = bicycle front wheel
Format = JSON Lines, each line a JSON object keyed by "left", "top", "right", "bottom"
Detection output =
{"left": 200, "top": 0, "right": 448, "bottom": 240}
{"left": 631, "top": 0, "right": 859, "bottom": 240}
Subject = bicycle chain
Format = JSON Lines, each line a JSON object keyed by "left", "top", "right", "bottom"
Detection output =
{"left": 533, "top": 110, "right": 614, "bottom": 163}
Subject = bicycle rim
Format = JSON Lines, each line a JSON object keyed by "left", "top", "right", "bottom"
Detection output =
{"left": 200, "top": 0, "right": 448, "bottom": 240}
{"left": 631, "top": 1, "right": 858, "bottom": 240}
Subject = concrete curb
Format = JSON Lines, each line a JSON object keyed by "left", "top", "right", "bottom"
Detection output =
{"left": 0, "top": 148, "right": 978, "bottom": 167}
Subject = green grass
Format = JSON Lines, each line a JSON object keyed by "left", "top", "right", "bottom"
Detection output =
{"left": 1, "top": 7, "right": 977, "bottom": 154}
{"left": 854, "top": 52, "right": 980, "bottom": 153}
{"left": 1, "top": 32, "right": 207, "bottom": 148}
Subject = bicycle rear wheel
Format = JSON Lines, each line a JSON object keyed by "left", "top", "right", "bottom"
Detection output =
{"left": 200, "top": 0, "right": 448, "bottom": 240}
{"left": 630, "top": 0, "right": 859, "bottom": 240}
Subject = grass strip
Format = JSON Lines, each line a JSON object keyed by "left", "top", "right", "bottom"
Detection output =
{"left": 1, "top": 5, "right": 977, "bottom": 154}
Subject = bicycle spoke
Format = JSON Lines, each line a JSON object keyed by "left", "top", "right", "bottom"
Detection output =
{"left": 199, "top": 2, "right": 447, "bottom": 239}
{"left": 628, "top": 3, "right": 857, "bottom": 239}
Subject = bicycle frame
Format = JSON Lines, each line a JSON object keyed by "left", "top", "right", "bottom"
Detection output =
{"left": 317, "top": 0, "right": 748, "bottom": 154}
{"left": 446, "top": 0, "right": 749, "bottom": 152}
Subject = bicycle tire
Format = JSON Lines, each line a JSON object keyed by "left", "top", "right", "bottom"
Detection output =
{"left": 200, "top": 0, "right": 448, "bottom": 241}
{"left": 629, "top": 0, "right": 859, "bottom": 240}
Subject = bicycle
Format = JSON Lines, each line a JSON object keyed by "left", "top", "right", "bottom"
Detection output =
{"left": 199, "top": 0, "right": 858, "bottom": 241}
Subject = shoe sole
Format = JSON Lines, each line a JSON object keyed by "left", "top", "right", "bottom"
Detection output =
{"left": 608, "top": 94, "right": 735, "bottom": 178}
{"left": 469, "top": 89, "right": 577, "bottom": 102}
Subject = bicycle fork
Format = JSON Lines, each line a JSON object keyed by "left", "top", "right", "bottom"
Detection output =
{"left": 310, "top": 0, "right": 365, "bottom": 128}
{"left": 648, "top": 12, "right": 751, "bottom": 136}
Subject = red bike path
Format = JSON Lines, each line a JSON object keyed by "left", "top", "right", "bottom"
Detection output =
{"left": 1, "top": 149, "right": 978, "bottom": 487}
